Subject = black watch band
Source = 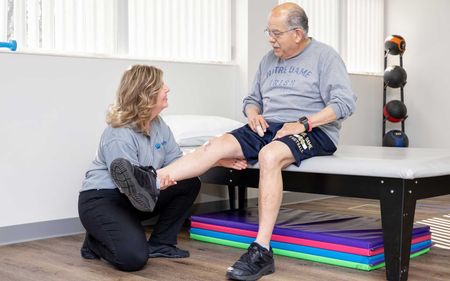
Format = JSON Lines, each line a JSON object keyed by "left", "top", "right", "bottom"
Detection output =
{"left": 299, "top": 116, "right": 309, "bottom": 132}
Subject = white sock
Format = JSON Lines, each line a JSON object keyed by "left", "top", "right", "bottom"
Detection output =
{"left": 255, "top": 241, "right": 270, "bottom": 251}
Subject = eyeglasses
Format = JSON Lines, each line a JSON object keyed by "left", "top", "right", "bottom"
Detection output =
{"left": 264, "top": 27, "right": 298, "bottom": 38}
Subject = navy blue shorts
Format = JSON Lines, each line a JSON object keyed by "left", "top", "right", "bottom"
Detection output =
{"left": 229, "top": 122, "right": 337, "bottom": 166}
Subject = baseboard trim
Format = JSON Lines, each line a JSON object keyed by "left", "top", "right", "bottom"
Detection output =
{"left": 0, "top": 193, "right": 331, "bottom": 246}
{"left": 0, "top": 200, "right": 243, "bottom": 246}
{"left": 0, "top": 217, "right": 85, "bottom": 246}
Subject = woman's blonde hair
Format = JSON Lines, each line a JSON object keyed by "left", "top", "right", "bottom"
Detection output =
{"left": 106, "top": 65, "right": 163, "bottom": 134}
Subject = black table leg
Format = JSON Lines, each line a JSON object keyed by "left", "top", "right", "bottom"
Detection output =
{"left": 238, "top": 185, "right": 247, "bottom": 209}
{"left": 380, "top": 181, "right": 417, "bottom": 281}
{"left": 228, "top": 185, "right": 236, "bottom": 210}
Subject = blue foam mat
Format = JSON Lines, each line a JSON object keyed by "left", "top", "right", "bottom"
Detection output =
{"left": 191, "top": 207, "right": 430, "bottom": 249}
{"left": 190, "top": 228, "right": 431, "bottom": 266}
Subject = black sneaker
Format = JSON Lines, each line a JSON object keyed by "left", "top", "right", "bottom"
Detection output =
{"left": 148, "top": 243, "right": 190, "bottom": 258}
{"left": 226, "top": 242, "right": 275, "bottom": 281}
{"left": 80, "top": 236, "right": 100, "bottom": 260}
{"left": 110, "top": 158, "right": 159, "bottom": 212}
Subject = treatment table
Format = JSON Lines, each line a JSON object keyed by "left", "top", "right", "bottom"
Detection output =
{"left": 197, "top": 145, "right": 450, "bottom": 281}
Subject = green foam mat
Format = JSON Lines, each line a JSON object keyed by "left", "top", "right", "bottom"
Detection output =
{"left": 190, "top": 233, "right": 430, "bottom": 271}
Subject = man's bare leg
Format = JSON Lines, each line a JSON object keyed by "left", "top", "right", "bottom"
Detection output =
{"left": 158, "top": 133, "right": 244, "bottom": 181}
{"left": 254, "top": 141, "right": 295, "bottom": 247}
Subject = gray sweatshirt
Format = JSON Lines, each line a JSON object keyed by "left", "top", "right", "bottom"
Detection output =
{"left": 243, "top": 38, "right": 357, "bottom": 145}
{"left": 80, "top": 116, "right": 182, "bottom": 192}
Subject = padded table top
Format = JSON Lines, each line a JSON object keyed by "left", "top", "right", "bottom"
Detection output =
{"left": 280, "top": 145, "right": 450, "bottom": 179}
{"left": 183, "top": 145, "right": 450, "bottom": 179}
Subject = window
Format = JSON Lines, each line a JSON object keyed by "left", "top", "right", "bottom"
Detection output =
{"left": 0, "top": 0, "right": 232, "bottom": 63}
{"left": 0, "top": 1, "right": 9, "bottom": 41}
{"left": 279, "top": 0, "right": 384, "bottom": 74}
{"left": 1, "top": 0, "right": 118, "bottom": 55}
{"left": 128, "top": 0, "right": 231, "bottom": 62}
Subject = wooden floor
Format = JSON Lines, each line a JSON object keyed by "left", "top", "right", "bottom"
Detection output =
{"left": 1, "top": 195, "right": 450, "bottom": 281}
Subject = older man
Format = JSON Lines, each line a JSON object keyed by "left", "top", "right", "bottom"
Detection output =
{"left": 111, "top": 2, "right": 356, "bottom": 280}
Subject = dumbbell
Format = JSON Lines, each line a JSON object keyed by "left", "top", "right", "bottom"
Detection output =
{"left": 0, "top": 40, "right": 17, "bottom": 51}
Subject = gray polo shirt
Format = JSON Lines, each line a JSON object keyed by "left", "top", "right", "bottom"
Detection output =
{"left": 243, "top": 38, "right": 357, "bottom": 146}
{"left": 80, "top": 116, "right": 182, "bottom": 192}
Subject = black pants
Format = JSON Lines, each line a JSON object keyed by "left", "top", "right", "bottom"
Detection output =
{"left": 78, "top": 177, "right": 201, "bottom": 271}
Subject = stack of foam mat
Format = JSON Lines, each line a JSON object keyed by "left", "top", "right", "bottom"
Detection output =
{"left": 190, "top": 208, "right": 431, "bottom": 271}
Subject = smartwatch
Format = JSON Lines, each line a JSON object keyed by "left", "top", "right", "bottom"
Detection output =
{"left": 298, "top": 116, "right": 311, "bottom": 132}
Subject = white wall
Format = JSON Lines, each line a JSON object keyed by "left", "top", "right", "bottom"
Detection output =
{"left": 340, "top": 74, "right": 384, "bottom": 146}
{"left": 0, "top": 53, "right": 238, "bottom": 227}
{"left": 247, "top": 0, "right": 276, "bottom": 91}
{"left": 234, "top": 0, "right": 276, "bottom": 122}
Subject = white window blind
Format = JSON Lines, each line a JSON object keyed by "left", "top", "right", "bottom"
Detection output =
{"left": 2, "top": 0, "right": 117, "bottom": 54}
{"left": 26, "top": 0, "right": 40, "bottom": 49}
{"left": 346, "top": 0, "right": 384, "bottom": 74}
{"left": 2, "top": 0, "right": 232, "bottom": 63}
{"left": 295, "top": 0, "right": 340, "bottom": 53}
{"left": 128, "top": 0, "right": 231, "bottom": 62}
{"left": 0, "top": 1, "right": 7, "bottom": 40}
{"left": 52, "top": 0, "right": 117, "bottom": 54}
{"left": 13, "top": 0, "right": 26, "bottom": 45}
{"left": 280, "top": 0, "right": 384, "bottom": 74}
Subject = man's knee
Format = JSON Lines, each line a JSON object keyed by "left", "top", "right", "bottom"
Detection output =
{"left": 258, "top": 149, "right": 279, "bottom": 170}
{"left": 203, "top": 134, "right": 241, "bottom": 156}
{"left": 259, "top": 141, "right": 295, "bottom": 171}
{"left": 113, "top": 247, "right": 148, "bottom": 272}
{"left": 258, "top": 147, "right": 283, "bottom": 170}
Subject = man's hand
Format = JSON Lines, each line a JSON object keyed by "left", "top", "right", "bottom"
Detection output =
{"left": 216, "top": 158, "right": 248, "bottom": 170}
{"left": 159, "top": 175, "right": 177, "bottom": 190}
{"left": 273, "top": 122, "right": 305, "bottom": 139}
{"left": 246, "top": 106, "right": 269, "bottom": 137}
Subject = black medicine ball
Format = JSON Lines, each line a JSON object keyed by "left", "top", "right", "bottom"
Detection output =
{"left": 383, "top": 100, "right": 407, "bottom": 122}
{"left": 384, "top": 65, "right": 407, "bottom": 88}
{"left": 383, "top": 130, "right": 409, "bottom": 147}
{"left": 385, "top": 35, "right": 406, "bottom": 55}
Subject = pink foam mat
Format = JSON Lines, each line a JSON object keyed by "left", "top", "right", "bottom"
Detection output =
{"left": 190, "top": 221, "right": 431, "bottom": 256}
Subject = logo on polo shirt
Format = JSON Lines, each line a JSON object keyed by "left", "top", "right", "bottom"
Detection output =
{"left": 154, "top": 140, "right": 167, "bottom": 150}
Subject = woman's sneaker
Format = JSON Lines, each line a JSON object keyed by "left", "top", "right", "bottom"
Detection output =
{"left": 226, "top": 242, "right": 275, "bottom": 281}
{"left": 110, "top": 158, "right": 159, "bottom": 212}
{"left": 148, "top": 243, "right": 190, "bottom": 258}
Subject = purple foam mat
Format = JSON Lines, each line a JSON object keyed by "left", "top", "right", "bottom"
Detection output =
{"left": 191, "top": 207, "right": 430, "bottom": 249}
